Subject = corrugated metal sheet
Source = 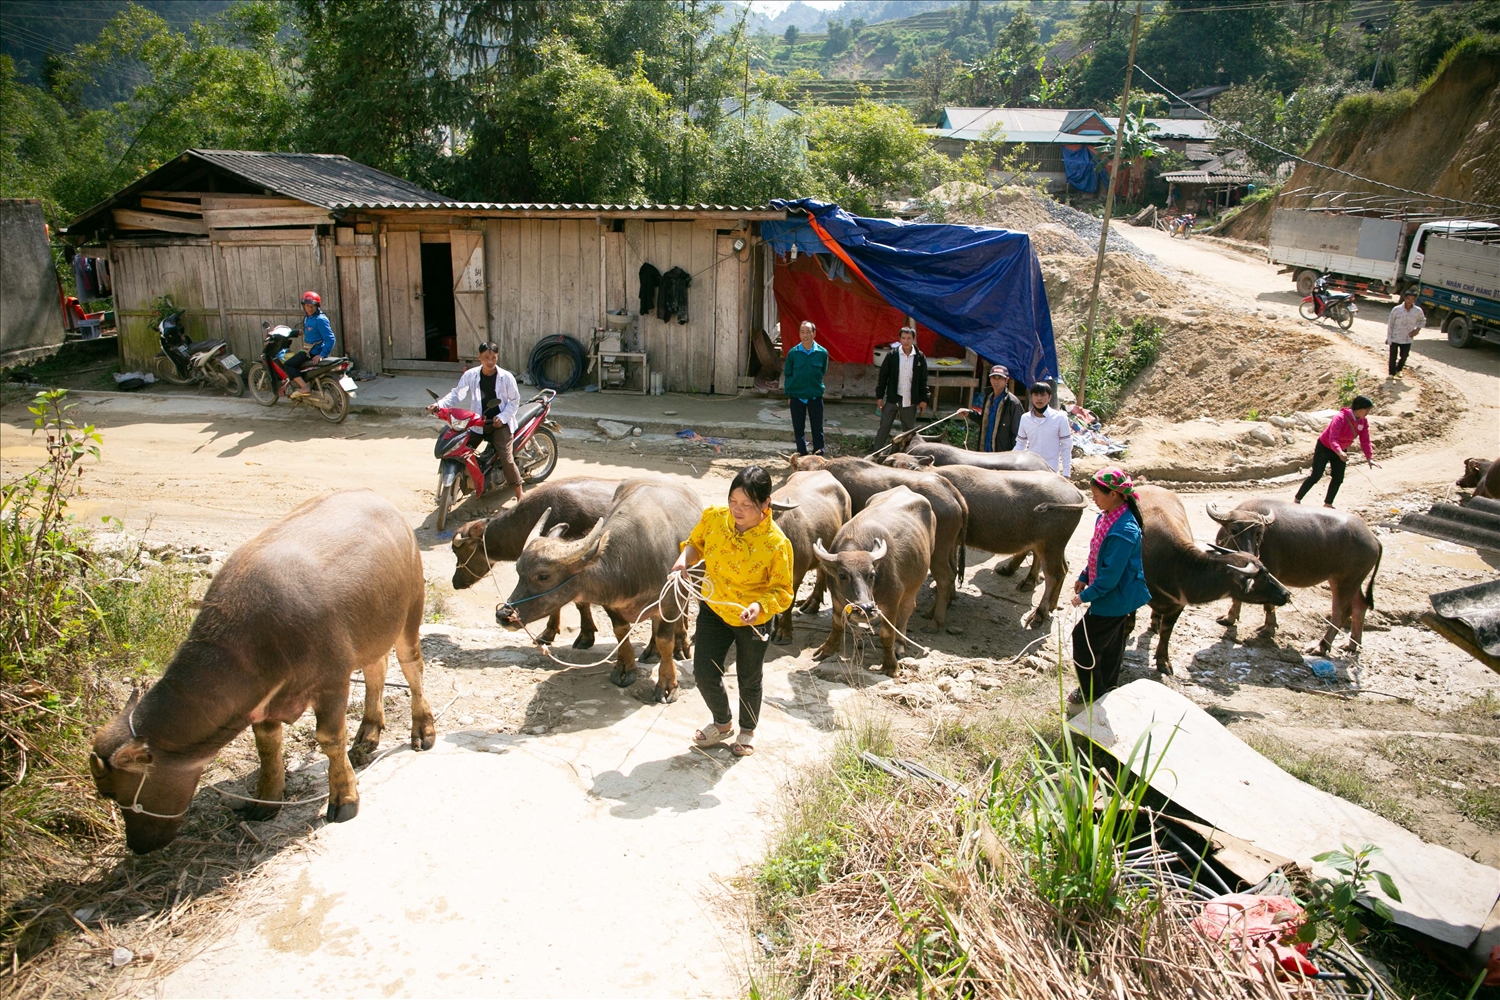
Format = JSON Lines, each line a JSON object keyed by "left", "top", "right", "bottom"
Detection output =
{"left": 1397, "top": 496, "right": 1500, "bottom": 552}
{"left": 1430, "top": 579, "right": 1500, "bottom": 658}
{"left": 1160, "top": 169, "right": 1264, "bottom": 184}
{"left": 187, "top": 149, "right": 451, "bottom": 209}
{"left": 327, "top": 200, "right": 782, "bottom": 213}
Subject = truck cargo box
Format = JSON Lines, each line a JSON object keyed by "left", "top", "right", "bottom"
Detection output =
{"left": 1269, "top": 209, "right": 1404, "bottom": 284}
{"left": 1421, "top": 236, "right": 1500, "bottom": 302}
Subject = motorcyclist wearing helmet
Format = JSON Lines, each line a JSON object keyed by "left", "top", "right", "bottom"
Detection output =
{"left": 284, "top": 291, "right": 336, "bottom": 398}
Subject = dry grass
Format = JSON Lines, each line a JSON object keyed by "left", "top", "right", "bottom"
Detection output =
{"left": 747, "top": 706, "right": 1356, "bottom": 1000}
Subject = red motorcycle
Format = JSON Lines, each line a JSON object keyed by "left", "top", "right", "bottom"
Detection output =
{"left": 428, "top": 388, "right": 560, "bottom": 530}
{"left": 1299, "top": 275, "right": 1357, "bottom": 331}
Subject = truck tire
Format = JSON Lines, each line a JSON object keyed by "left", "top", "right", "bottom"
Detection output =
{"left": 1296, "top": 270, "right": 1319, "bottom": 296}
{"left": 1446, "top": 315, "right": 1474, "bottom": 349}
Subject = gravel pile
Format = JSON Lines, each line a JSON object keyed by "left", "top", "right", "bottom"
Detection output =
{"left": 1036, "top": 198, "right": 1159, "bottom": 264}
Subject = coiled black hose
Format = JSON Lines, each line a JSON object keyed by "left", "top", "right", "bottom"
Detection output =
{"left": 527, "top": 335, "right": 587, "bottom": 391}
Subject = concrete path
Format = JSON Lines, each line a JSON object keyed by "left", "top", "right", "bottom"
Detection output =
{"left": 157, "top": 651, "right": 852, "bottom": 999}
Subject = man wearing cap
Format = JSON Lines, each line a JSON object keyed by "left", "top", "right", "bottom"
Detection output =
{"left": 1014, "top": 382, "right": 1072, "bottom": 477}
{"left": 429, "top": 342, "right": 524, "bottom": 502}
{"left": 1385, "top": 289, "right": 1424, "bottom": 379}
{"left": 970, "top": 365, "right": 1022, "bottom": 453}
{"left": 872, "top": 325, "right": 929, "bottom": 452}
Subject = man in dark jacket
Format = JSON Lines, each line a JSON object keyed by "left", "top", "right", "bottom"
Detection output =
{"left": 872, "top": 326, "right": 928, "bottom": 452}
{"left": 970, "top": 365, "right": 1022, "bottom": 452}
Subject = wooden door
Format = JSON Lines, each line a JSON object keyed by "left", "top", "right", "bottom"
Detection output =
{"left": 449, "top": 230, "right": 486, "bottom": 353}
{"left": 383, "top": 230, "right": 424, "bottom": 360}
{"left": 713, "top": 235, "right": 747, "bottom": 395}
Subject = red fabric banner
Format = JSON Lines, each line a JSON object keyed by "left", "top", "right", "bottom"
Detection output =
{"left": 773, "top": 254, "right": 962, "bottom": 364}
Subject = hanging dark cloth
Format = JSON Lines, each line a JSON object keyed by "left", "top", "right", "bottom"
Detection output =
{"left": 638, "top": 263, "right": 661, "bottom": 314}
{"left": 659, "top": 266, "right": 692, "bottom": 324}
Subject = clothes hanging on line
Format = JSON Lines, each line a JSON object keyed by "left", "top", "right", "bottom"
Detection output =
{"left": 658, "top": 266, "right": 692, "bottom": 324}
{"left": 638, "top": 263, "right": 661, "bottom": 313}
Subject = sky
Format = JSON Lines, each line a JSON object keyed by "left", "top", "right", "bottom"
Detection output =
{"left": 745, "top": 1, "right": 848, "bottom": 15}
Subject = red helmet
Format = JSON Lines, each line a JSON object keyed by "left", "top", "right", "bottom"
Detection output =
{"left": 301, "top": 291, "right": 321, "bottom": 305}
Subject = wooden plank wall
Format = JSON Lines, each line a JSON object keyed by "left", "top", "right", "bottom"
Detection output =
{"left": 483, "top": 219, "right": 603, "bottom": 375}
{"left": 214, "top": 237, "right": 339, "bottom": 362}
{"left": 336, "top": 227, "right": 381, "bottom": 372}
{"left": 107, "top": 241, "right": 223, "bottom": 366}
{"left": 618, "top": 221, "right": 721, "bottom": 393}
{"left": 382, "top": 230, "right": 425, "bottom": 361}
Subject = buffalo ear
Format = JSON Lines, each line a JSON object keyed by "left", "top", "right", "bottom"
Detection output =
{"left": 461, "top": 519, "right": 487, "bottom": 539}
{"left": 545, "top": 523, "right": 569, "bottom": 538}
{"left": 916, "top": 456, "right": 934, "bottom": 468}
{"left": 88, "top": 751, "right": 109, "bottom": 781}
{"left": 579, "top": 527, "right": 610, "bottom": 563}
{"left": 108, "top": 739, "right": 154, "bottom": 773}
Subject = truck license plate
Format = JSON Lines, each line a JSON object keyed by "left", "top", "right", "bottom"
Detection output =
{"left": 338, "top": 375, "right": 357, "bottom": 391}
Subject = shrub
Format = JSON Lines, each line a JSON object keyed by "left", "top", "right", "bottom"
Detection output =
{"left": 1063, "top": 318, "right": 1163, "bottom": 420}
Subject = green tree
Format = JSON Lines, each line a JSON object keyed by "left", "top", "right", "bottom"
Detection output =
{"left": 702, "top": 110, "right": 809, "bottom": 205}
{"left": 783, "top": 24, "right": 799, "bottom": 45}
{"left": 805, "top": 99, "right": 947, "bottom": 216}
{"left": 1214, "top": 81, "right": 1344, "bottom": 173}
{"left": 1135, "top": 0, "right": 1294, "bottom": 91}
{"left": 0, "top": 56, "right": 84, "bottom": 219}
{"left": 294, "top": 0, "right": 454, "bottom": 189}
{"left": 824, "top": 19, "right": 851, "bottom": 57}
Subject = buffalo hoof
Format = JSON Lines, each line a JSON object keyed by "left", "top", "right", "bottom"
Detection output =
{"left": 653, "top": 684, "right": 678, "bottom": 705}
{"left": 640, "top": 646, "right": 660, "bottom": 665}
{"left": 236, "top": 801, "right": 281, "bottom": 822}
{"left": 327, "top": 799, "right": 359, "bottom": 824}
{"left": 996, "top": 564, "right": 1016, "bottom": 578}
{"left": 771, "top": 632, "right": 793, "bottom": 646}
{"left": 1016, "top": 578, "right": 1038, "bottom": 592}
{"left": 796, "top": 601, "right": 821, "bottom": 615}
{"left": 881, "top": 663, "right": 899, "bottom": 677}
{"left": 536, "top": 630, "right": 558, "bottom": 646}
{"left": 610, "top": 667, "right": 638, "bottom": 688}
{"left": 411, "top": 729, "right": 435, "bottom": 751}
{"left": 920, "top": 619, "right": 940, "bottom": 633}
{"left": 812, "top": 643, "right": 838, "bottom": 661}
{"left": 1216, "top": 616, "right": 1237, "bottom": 628}
{"left": 573, "top": 632, "right": 596, "bottom": 650}
{"left": 675, "top": 640, "right": 691, "bottom": 660}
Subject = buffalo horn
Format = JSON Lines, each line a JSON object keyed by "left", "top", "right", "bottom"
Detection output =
{"left": 1226, "top": 560, "right": 1257, "bottom": 576}
{"left": 1205, "top": 502, "right": 1230, "bottom": 524}
{"left": 523, "top": 507, "right": 555, "bottom": 547}
{"left": 813, "top": 538, "right": 835, "bottom": 562}
{"left": 869, "top": 538, "right": 888, "bottom": 563}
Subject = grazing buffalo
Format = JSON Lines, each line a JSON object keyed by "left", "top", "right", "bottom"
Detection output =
{"left": 1208, "top": 499, "right": 1382, "bottom": 654}
{"left": 769, "top": 470, "right": 852, "bottom": 646}
{"left": 923, "top": 466, "right": 1084, "bottom": 628}
{"left": 886, "top": 440, "right": 1053, "bottom": 473}
{"left": 1458, "top": 457, "right": 1499, "bottom": 499}
{"left": 789, "top": 455, "right": 967, "bottom": 631}
{"left": 497, "top": 478, "right": 701, "bottom": 703}
{"left": 1136, "top": 485, "right": 1292, "bottom": 672}
{"left": 89, "top": 490, "right": 435, "bottom": 854}
{"left": 812, "top": 486, "right": 936, "bottom": 675}
{"left": 451, "top": 477, "right": 617, "bottom": 647}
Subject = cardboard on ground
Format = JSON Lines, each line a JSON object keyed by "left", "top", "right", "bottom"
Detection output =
{"left": 1070, "top": 680, "right": 1500, "bottom": 949}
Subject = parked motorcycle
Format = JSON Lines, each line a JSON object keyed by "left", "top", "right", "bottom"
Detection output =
{"left": 246, "top": 322, "right": 357, "bottom": 422}
{"left": 1168, "top": 213, "right": 1195, "bottom": 238}
{"left": 428, "top": 387, "right": 560, "bottom": 530}
{"left": 1299, "top": 275, "right": 1357, "bottom": 331}
{"left": 152, "top": 307, "right": 244, "bottom": 396}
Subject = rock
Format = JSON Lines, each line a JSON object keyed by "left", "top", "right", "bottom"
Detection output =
{"left": 1228, "top": 453, "right": 1247, "bottom": 464}
{"left": 1245, "top": 426, "right": 1278, "bottom": 447}
{"left": 597, "top": 419, "right": 633, "bottom": 440}
{"left": 1133, "top": 289, "right": 1151, "bottom": 302}
{"left": 975, "top": 675, "right": 1004, "bottom": 690}
{"left": 529, "top": 725, "right": 548, "bottom": 735}
{"left": 631, "top": 427, "right": 642, "bottom": 437}
{"left": 1188, "top": 358, "right": 1210, "bottom": 375}
{"left": 935, "top": 676, "right": 953, "bottom": 692}
{"left": 947, "top": 680, "right": 973, "bottom": 702}
{"left": 458, "top": 715, "right": 474, "bottom": 726}
{"left": 1054, "top": 381, "right": 1077, "bottom": 405}
{"left": 111, "top": 947, "right": 133, "bottom": 968}
{"left": 956, "top": 668, "right": 975, "bottom": 683}
{"left": 1228, "top": 358, "right": 1253, "bottom": 377}
{"left": 1267, "top": 415, "right": 1295, "bottom": 429}
{"left": 1182, "top": 307, "right": 1206, "bottom": 317}
{"left": 73, "top": 907, "right": 96, "bottom": 922}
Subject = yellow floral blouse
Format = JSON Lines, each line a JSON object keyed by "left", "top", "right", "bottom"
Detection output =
{"left": 686, "top": 506, "right": 795, "bottom": 627}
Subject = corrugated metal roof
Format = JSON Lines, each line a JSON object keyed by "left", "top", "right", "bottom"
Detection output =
{"left": 188, "top": 149, "right": 451, "bottom": 209}
{"left": 929, "top": 128, "right": 1107, "bottom": 145}
{"left": 1103, "top": 117, "right": 1218, "bottom": 141}
{"left": 1160, "top": 170, "right": 1264, "bottom": 184}
{"left": 328, "top": 200, "right": 783, "bottom": 213}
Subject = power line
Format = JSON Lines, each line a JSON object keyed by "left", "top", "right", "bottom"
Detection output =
{"left": 1130, "top": 63, "right": 1500, "bottom": 212}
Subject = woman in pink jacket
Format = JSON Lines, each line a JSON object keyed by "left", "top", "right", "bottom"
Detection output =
{"left": 1294, "top": 395, "right": 1378, "bottom": 507}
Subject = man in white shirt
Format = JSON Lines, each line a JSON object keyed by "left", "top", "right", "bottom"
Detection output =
{"left": 1014, "top": 382, "right": 1072, "bottom": 477}
{"left": 428, "top": 342, "right": 525, "bottom": 502}
{"left": 1385, "top": 289, "right": 1425, "bottom": 378}
{"left": 872, "top": 326, "right": 929, "bottom": 452}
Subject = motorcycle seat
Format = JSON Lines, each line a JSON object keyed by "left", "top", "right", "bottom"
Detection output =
{"left": 181, "top": 339, "right": 226, "bottom": 355}
{"left": 515, "top": 402, "right": 544, "bottom": 426}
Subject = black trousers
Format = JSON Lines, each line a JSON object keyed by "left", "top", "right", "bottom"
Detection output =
{"left": 1388, "top": 342, "right": 1410, "bottom": 376}
{"left": 1072, "top": 612, "right": 1133, "bottom": 701}
{"left": 283, "top": 350, "right": 314, "bottom": 381}
{"left": 872, "top": 403, "right": 917, "bottom": 450}
{"left": 790, "top": 397, "right": 824, "bottom": 455}
{"left": 1295, "top": 440, "right": 1346, "bottom": 505}
{"left": 694, "top": 607, "right": 769, "bottom": 730}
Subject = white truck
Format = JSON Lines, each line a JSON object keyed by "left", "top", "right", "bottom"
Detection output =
{"left": 1418, "top": 234, "right": 1500, "bottom": 349}
{"left": 1269, "top": 208, "right": 1497, "bottom": 298}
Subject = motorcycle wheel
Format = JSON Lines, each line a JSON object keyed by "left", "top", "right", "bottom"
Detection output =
{"left": 152, "top": 354, "right": 193, "bottom": 385}
{"left": 1298, "top": 300, "right": 1319, "bottom": 322}
{"left": 313, "top": 376, "right": 350, "bottom": 423}
{"left": 519, "top": 427, "right": 559, "bottom": 484}
{"left": 215, "top": 363, "right": 245, "bottom": 397}
{"left": 436, "top": 473, "right": 456, "bottom": 532}
{"left": 248, "top": 362, "right": 278, "bottom": 406}
{"left": 1331, "top": 303, "right": 1353, "bottom": 330}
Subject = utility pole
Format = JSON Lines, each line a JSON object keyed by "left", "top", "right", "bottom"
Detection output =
{"left": 1075, "top": 0, "right": 1142, "bottom": 411}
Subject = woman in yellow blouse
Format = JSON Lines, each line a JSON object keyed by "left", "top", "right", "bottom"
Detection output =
{"left": 671, "top": 466, "right": 794, "bottom": 757}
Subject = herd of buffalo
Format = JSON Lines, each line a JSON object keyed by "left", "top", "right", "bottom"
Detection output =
{"left": 91, "top": 443, "right": 1497, "bottom": 854}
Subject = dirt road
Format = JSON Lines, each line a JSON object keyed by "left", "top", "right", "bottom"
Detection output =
{"left": 3, "top": 228, "right": 1496, "bottom": 998}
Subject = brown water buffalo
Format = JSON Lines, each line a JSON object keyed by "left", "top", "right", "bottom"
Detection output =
{"left": 1208, "top": 499, "right": 1382, "bottom": 654}
{"left": 923, "top": 466, "right": 1085, "bottom": 628}
{"left": 497, "top": 477, "right": 701, "bottom": 703}
{"left": 788, "top": 455, "right": 967, "bottom": 631}
{"left": 1458, "top": 457, "right": 1499, "bottom": 499}
{"left": 89, "top": 490, "right": 435, "bottom": 854}
{"left": 887, "top": 440, "right": 1053, "bottom": 473}
{"left": 451, "top": 477, "right": 617, "bottom": 648}
{"left": 812, "top": 486, "right": 936, "bottom": 675}
{"left": 1136, "top": 485, "right": 1292, "bottom": 672}
{"left": 769, "top": 470, "right": 852, "bottom": 646}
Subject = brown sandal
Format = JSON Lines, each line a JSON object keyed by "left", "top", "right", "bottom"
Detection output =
{"left": 693, "top": 722, "right": 733, "bottom": 748}
{"left": 730, "top": 731, "right": 756, "bottom": 757}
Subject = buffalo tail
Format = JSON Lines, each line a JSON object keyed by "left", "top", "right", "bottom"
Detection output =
{"left": 1363, "top": 540, "right": 1381, "bottom": 610}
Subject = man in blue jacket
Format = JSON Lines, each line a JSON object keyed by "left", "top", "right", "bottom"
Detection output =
{"left": 1069, "top": 467, "right": 1152, "bottom": 705}
{"left": 783, "top": 321, "right": 830, "bottom": 456}
{"left": 285, "top": 291, "right": 336, "bottom": 398}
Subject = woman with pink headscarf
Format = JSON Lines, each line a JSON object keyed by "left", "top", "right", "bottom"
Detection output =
{"left": 1069, "top": 467, "right": 1152, "bottom": 706}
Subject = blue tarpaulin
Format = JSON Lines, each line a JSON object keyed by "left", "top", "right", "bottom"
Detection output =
{"left": 1062, "top": 144, "right": 1099, "bottom": 193}
{"left": 764, "top": 199, "right": 1058, "bottom": 383}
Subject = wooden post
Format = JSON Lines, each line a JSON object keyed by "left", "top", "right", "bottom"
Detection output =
{"left": 1075, "top": 0, "right": 1142, "bottom": 409}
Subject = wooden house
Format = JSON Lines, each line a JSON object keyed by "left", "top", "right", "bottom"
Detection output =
{"left": 65, "top": 149, "right": 785, "bottom": 393}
